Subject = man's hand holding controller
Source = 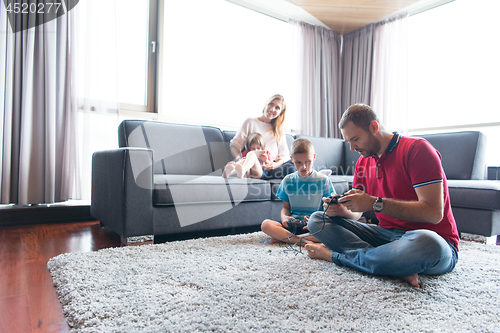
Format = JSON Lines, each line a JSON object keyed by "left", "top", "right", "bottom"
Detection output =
{"left": 322, "top": 190, "right": 366, "bottom": 221}
{"left": 323, "top": 193, "right": 348, "bottom": 216}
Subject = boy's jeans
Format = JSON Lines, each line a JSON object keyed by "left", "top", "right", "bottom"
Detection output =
{"left": 307, "top": 212, "right": 458, "bottom": 277}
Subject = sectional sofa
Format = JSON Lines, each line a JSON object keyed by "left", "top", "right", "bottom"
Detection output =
{"left": 91, "top": 120, "right": 500, "bottom": 245}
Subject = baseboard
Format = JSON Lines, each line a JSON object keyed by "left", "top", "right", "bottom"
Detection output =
{"left": 155, "top": 225, "right": 262, "bottom": 243}
{"left": 0, "top": 201, "right": 96, "bottom": 227}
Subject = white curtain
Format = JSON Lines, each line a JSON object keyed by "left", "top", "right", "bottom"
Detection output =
{"left": 341, "top": 24, "right": 374, "bottom": 112}
{"left": 290, "top": 19, "right": 342, "bottom": 138}
{"left": 371, "top": 14, "right": 409, "bottom": 134}
{"left": 0, "top": 4, "right": 78, "bottom": 204}
{"left": 73, "top": 0, "right": 120, "bottom": 200}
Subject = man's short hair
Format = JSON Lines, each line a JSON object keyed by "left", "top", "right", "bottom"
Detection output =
{"left": 291, "top": 137, "right": 315, "bottom": 157}
{"left": 338, "top": 103, "right": 381, "bottom": 132}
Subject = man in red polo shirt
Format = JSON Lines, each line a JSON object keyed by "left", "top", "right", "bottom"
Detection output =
{"left": 305, "top": 104, "right": 459, "bottom": 287}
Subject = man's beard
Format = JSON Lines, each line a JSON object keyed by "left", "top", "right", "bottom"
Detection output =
{"left": 364, "top": 133, "right": 381, "bottom": 157}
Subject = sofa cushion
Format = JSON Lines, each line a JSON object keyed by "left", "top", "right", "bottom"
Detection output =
{"left": 153, "top": 175, "right": 271, "bottom": 206}
{"left": 286, "top": 134, "right": 294, "bottom": 150}
{"left": 447, "top": 180, "right": 500, "bottom": 210}
{"left": 119, "top": 120, "right": 231, "bottom": 176}
{"left": 329, "top": 176, "right": 351, "bottom": 195}
{"left": 343, "top": 141, "right": 360, "bottom": 175}
{"left": 294, "top": 135, "right": 344, "bottom": 174}
{"left": 419, "top": 131, "right": 486, "bottom": 180}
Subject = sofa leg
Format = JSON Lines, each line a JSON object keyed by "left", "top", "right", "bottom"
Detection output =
{"left": 485, "top": 235, "right": 498, "bottom": 245}
{"left": 121, "top": 235, "right": 154, "bottom": 246}
{"left": 461, "top": 233, "right": 498, "bottom": 245}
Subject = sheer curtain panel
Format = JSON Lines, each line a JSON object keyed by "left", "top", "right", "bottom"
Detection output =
{"left": 0, "top": 6, "right": 78, "bottom": 205}
{"left": 74, "top": 0, "right": 120, "bottom": 200}
{"left": 290, "top": 20, "right": 342, "bottom": 138}
{"left": 341, "top": 24, "right": 374, "bottom": 112}
{"left": 371, "top": 14, "right": 409, "bottom": 134}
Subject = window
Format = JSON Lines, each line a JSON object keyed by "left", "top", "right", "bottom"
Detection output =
{"left": 116, "top": 0, "right": 157, "bottom": 112}
{"left": 157, "top": 0, "right": 294, "bottom": 130}
{"left": 77, "top": 0, "right": 294, "bottom": 200}
{"left": 408, "top": 0, "right": 500, "bottom": 165}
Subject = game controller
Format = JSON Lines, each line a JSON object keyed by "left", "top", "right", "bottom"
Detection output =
{"left": 286, "top": 215, "right": 309, "bottom": 229}
{"left": 328, "top": 193, "right": 346, "bottom": 204}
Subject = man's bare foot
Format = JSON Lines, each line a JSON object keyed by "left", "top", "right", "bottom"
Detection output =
{"left": 402, "top": 274, "right": 422, "bottom": 288}
{"left": 222, "top": 163, "right": 236, "bottom": 178}
{"left": 270, "top": 238, "right": 281, "bottom": 244}
{"left": 305, "top": 243, "right": 333, "bottom": 262}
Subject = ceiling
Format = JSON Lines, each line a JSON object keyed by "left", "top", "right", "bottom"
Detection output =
{"left": 228, "top": 0, "right": 453, "bottom": 35}
{"left": 285, "top": 0, "right": 452, "bottom": 35}
{"left": 290, "top": 0, "right": 420, "bottom": 35}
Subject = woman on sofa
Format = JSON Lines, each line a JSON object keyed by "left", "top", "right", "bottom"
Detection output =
{"left": 229, "top": 94, "right": 295, "bottom": 179}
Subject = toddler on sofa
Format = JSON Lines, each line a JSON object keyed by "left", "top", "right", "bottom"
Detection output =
{"left": 222, "top": 132, "right": 272, "bottom": 179}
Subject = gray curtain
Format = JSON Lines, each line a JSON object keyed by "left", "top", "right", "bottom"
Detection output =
{"left": 371, "top": 14, "right": 409, "bottom": 134}
{"left": 341, "top": 24, "right": 375, "bottom": 112}
{"left": 290, "top": 20, "right": 342, "bottom": 138}
{"left": 0, "top": 9, "right": 77, "bottom": 204}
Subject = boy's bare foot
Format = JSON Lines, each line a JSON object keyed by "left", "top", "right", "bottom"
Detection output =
{"left": 222, "top": 163, "right": 236, "bottom": 178}
{"left": 305, "top": 243, "right": 333, "bottom": 262}
{"left": 402, "top": 274, "right": 422, "bottom": 288}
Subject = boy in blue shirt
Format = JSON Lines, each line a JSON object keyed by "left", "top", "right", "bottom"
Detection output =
{"left": 261, "top": 137, "right": 334, "bottom": 244}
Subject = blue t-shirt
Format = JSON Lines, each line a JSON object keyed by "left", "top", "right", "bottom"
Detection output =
{"left": 276, "top": 170, "right": 335, "bottom": 216}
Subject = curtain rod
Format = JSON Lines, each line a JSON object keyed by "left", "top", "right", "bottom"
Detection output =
{"left": 225, "top": 0, "right": 289, "bottom": 23}
{"left": 373, "top": 0, "right": 455, "bottom": 25}
{"left": 408, "top": 0, "right": 456, "bottom": 16}
{"left": 398, "top": 0, "right": 456, "bottom": 19}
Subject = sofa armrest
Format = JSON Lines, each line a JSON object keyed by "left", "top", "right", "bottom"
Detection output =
{"left": 91, "top": 148, "right": 154, "bottom": 238}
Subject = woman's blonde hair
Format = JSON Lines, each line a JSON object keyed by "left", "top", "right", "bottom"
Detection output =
{"left": 262, "top": 94, "right": 286, "bottom": 142}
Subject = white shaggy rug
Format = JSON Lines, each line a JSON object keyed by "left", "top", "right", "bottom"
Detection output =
{"left": 47, "top": 232, "right": 500, "bottom": 332}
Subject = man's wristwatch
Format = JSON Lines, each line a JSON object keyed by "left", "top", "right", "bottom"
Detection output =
{"left": 373, "top": 197, "right": 384, "bottom": 212}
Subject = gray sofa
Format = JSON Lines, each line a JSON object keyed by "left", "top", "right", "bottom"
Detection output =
{"left": 91, "top": 120, "right": 500, "bottom": 245}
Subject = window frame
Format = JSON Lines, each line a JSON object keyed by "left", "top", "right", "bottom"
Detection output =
{"left": 118, "top": 0, "right": 159, "bottom": 115}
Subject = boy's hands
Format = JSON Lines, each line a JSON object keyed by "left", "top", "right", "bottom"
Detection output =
{"left": 282, "top": 215, "right": 309, "bottom": 230}
{"left": 282, "top": 216, "right": 292, "bottom": 228}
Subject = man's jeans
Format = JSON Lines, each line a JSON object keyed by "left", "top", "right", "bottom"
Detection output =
{"left": 307, "top": 212, "right": 458, "bottom": 277}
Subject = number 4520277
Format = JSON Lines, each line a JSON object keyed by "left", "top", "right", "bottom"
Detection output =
{"left": 5, "top": 2, "right": 63, "bottom": 14}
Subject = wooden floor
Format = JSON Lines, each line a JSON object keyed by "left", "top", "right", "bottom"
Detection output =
{"left": 0, "top": 221, "right": 122, "bottom": 333}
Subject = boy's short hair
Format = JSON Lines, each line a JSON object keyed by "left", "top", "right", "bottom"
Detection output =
{"left": 291, "top": 138, "right": 315, "bottom": 157}
{"left": 246, "top": 132, "right": 266, "bottom": 149}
